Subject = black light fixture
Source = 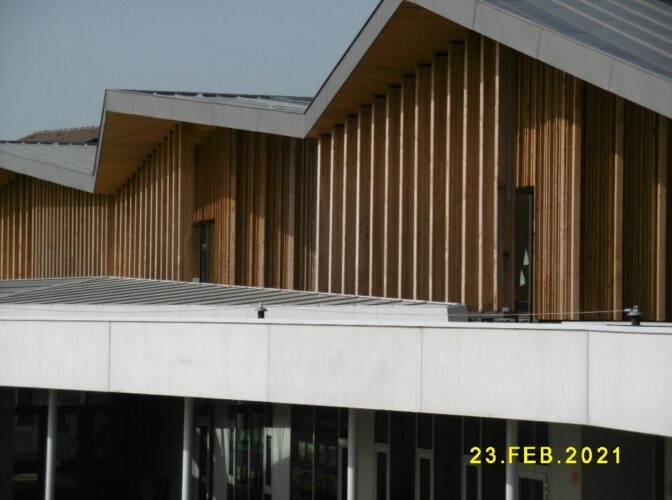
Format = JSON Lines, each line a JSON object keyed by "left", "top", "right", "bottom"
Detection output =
{"left": 257, "top": 303, "right": 268, "bottom": 320}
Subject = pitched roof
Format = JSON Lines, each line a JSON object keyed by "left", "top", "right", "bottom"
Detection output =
{"left": 20, "top": 126, "right": 99, "bottom": 144}
{"left": 0, "top": 0, "right": 670, "bottom": 192}
{"left": 0, "top": 142, "right": 97, "bottom": 191}
{"left": 0, "top": 275, "right": 453, "bottom": 307}
{"left": 0, "top": 276, "right": 467, "bottom": 322}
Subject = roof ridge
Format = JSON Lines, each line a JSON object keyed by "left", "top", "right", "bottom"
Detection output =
{"left": 28, "top": 125, "right": 99, "bottom": 134}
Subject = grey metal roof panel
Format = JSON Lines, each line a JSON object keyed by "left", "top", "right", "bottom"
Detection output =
{"left": 125, "top": 91, "right": 312, "bottom": 114}
{"left": 0, "top": 278, "right": 89, "bottom": 299}
{"left": 0, "top": 143, "right": 97, "bottom": 191}
{"left": 0, "top": 143, "right": 96, "bottom": 175}
{"left": 0, "top": 276, "right": 457, "bottom": 308}
{"left": 480, "top": 0, "right": 672, "bottom": 81}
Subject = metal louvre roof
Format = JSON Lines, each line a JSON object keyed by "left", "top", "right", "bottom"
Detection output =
{"left": 0, "top": 276, "right": 454, "bottom": 307}
{"left": 481, "top": 0, "right": 672, "bottom": 81}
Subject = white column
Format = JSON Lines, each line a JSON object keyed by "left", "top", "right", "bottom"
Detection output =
{"left": 44, "top": 390, "right": 57, "bottom": 500}
{"left": 347, "top": 408, "right": 358, "bottom": 500}
{"left": 181, "top": 397, "right": 194, "bottom": 500}
{"left": 505, "top": 419, "right": 518, "bottom": 500}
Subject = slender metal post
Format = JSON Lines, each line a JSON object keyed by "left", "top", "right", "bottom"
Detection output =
{"left": 505, "top": 419, "right": 518, "bottom": 500}
{"left": 44, "top": 390, "right": 57, "bottom": 500}
{"left": 181, "top": 397, "right": 194, "bottom": 500}
{"left": 347, "top": 408, "right": 358, "bottom": 500}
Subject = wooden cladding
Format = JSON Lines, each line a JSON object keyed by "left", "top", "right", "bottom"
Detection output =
{"left": 0, "top": 124, "right": 194, "bottom": 281}
{"left": 1, "top": 31, "right": 671, "bottom": 321}
{"left": 0, "top": 176, "right": 109, "bottom": 279}
{"left": 516, "top": 58, "right": 583, "bottom": 319}
{"left": 110, "top": 124, "right": 193, "bottom": 281}
{"left": 581, "top": 89, "right": 671, "bottom": 320}
{"left": 314, "top": 36, "right": 514, "bottom": 309}
{"left": 193, "top": 129, "right": 317, "bottom": 290}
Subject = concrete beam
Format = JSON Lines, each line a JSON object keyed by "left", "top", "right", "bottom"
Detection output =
{"left": 1, "top": 317, "right": 672, "bottom": 437}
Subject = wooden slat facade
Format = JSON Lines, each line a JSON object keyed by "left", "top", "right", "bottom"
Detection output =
{"left": 1, "top": 31, "right": 671, "bottom": 321}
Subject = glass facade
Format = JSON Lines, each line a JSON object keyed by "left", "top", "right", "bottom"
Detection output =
{"left": 227, "top": 402, "right": 272, "bottom": 500}
{"left": 11, "top": 390, "right": 132, "bottom": 500}
{"left": 290, "top": 405, "right": 346, "bottom": 500}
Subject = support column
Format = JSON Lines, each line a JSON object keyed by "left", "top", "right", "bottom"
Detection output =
{"left": 347, "top": 408, "right": 358, "bottom": 500}
{"left": 44, "top": 390, "right": 57, "bottom": 500}
{"left": 0, "top": 388, "right": 15, "bottom": 500}
{"left": 181, "top": 397, "right": 194, "bottom": 500}
{"left": 505, "top": 419, "right": 517, "bottom": 500}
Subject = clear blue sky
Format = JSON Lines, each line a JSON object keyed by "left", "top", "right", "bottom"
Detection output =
{"left": 0, "top": 0, "right": 377, "bottom": 140}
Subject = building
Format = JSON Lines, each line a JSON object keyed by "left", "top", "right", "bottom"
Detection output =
{"left": 0, "top": 0, "right": 671, "bottom": 499}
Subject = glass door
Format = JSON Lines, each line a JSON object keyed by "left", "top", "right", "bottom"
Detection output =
{"left": 518, "top": 465, "right": 548, "bottom": 500}
{"left": 374, "top": 445, "right": 390, "bottom": 500}
{"left": 415, "top": 450, "right": 433, "bottom": 500}
{"left": 461, "top": 457, "right": 481, "bottom": 500}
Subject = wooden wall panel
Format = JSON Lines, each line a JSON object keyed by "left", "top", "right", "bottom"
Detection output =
{"left": 623, "top": 103, "right": 667, "bottom": 321}
{"left": 2, "top": 30, "right": 670, "bottom": 325}
{"left": 109, "top": 124, "right": 192, "bottom": 281}
{"left": 0, "top": 176, "right": 109, "bottom": 279}
{"left": 581, "top": 86, "right": 620, "bottom": 319}
{"left": 516, "top": 57, "right": 582, "bottom": 318}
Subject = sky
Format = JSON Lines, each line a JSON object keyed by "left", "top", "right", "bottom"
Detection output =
{"left": 0, "top": 0, "right": 378, "bottom": 140}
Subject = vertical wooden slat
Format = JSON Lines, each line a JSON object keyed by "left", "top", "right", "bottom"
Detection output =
{"left": 462, "top": 32, "right": 480, "bottom": 308}
{"left": 178, "top": 124, "right": 195, "bottom": 281}
{"left": 343, "top": 116, "right": 358, "bottom": 294}
{"left": 330, "top": 126, "right": 345, "bottom": 293}
{"left": 400, "top": 75, "right": 416, "bottom": 299}
{"left": 612, "top": 96, "right": 624, "bottom": 319}
{"left": 430, "top": 54, "right": 448, "bottom": 302}
{"left": 385, "top": 85, "right": 402, "bottom": 298}
{"left": 371, "top": 95, "right": 387, "bottom": 297}
{"left": 415, "top": 65, "right": 432, "bottom": 301}
{"left": 447, "top": 42, "right": 465, "bottom": 304}
{"left": 656, "top": 116, "right": 668, "bottom": 320}
{"left": 357, "top": 106, "right": 373, "bottom": 296}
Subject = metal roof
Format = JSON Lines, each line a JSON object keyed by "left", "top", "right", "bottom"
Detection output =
{"left": 0, "top": 278, "right": 89, "bottom": 299}
{"left": 481, "top": 0, "right": 672, "bottom": 82}
{"left": 20, "top": 126, "right": 100, "bottom": 144}
{"left": 0, "top": 276, "right": 454, "bottom": 307}
{"left": 128, "top": 91, "right": 312, "bottom": 114}
{"left": 1, "top": 0, "right": 670, "bottom": 192}
{"left": 0, "top": 276, "right": 466, "bottom": 322}
{"left": 0, "top": 142, "right": 97, "bottom": 191}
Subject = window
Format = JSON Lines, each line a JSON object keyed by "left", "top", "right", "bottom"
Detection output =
{"left": 291, "top": 406, "right": 347, "bottom": 500}
{"left": 515, "top": 188, "right": 534, "bottom": 314}
{"left": 193, "top": 220, "right": 214, "bottom": 283}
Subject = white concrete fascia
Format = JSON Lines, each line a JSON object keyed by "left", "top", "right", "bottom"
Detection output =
{"left": 1, "top": 317, "right": 671, "bottom": 437}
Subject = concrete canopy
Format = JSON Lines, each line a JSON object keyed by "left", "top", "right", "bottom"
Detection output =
{"left": 0, "top": 0, "right": 670, "bottom": 192}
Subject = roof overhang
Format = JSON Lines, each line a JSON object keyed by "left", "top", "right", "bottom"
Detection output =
{"left": 1, "top": 0, "right": 670, "bottom": 193}
{"left": 0, "top": 142, "right": 97, "bottom": 191}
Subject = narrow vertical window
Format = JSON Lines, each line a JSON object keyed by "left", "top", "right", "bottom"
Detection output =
{"left": 515, "top": 188, "right": 534, "bottom": 315}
